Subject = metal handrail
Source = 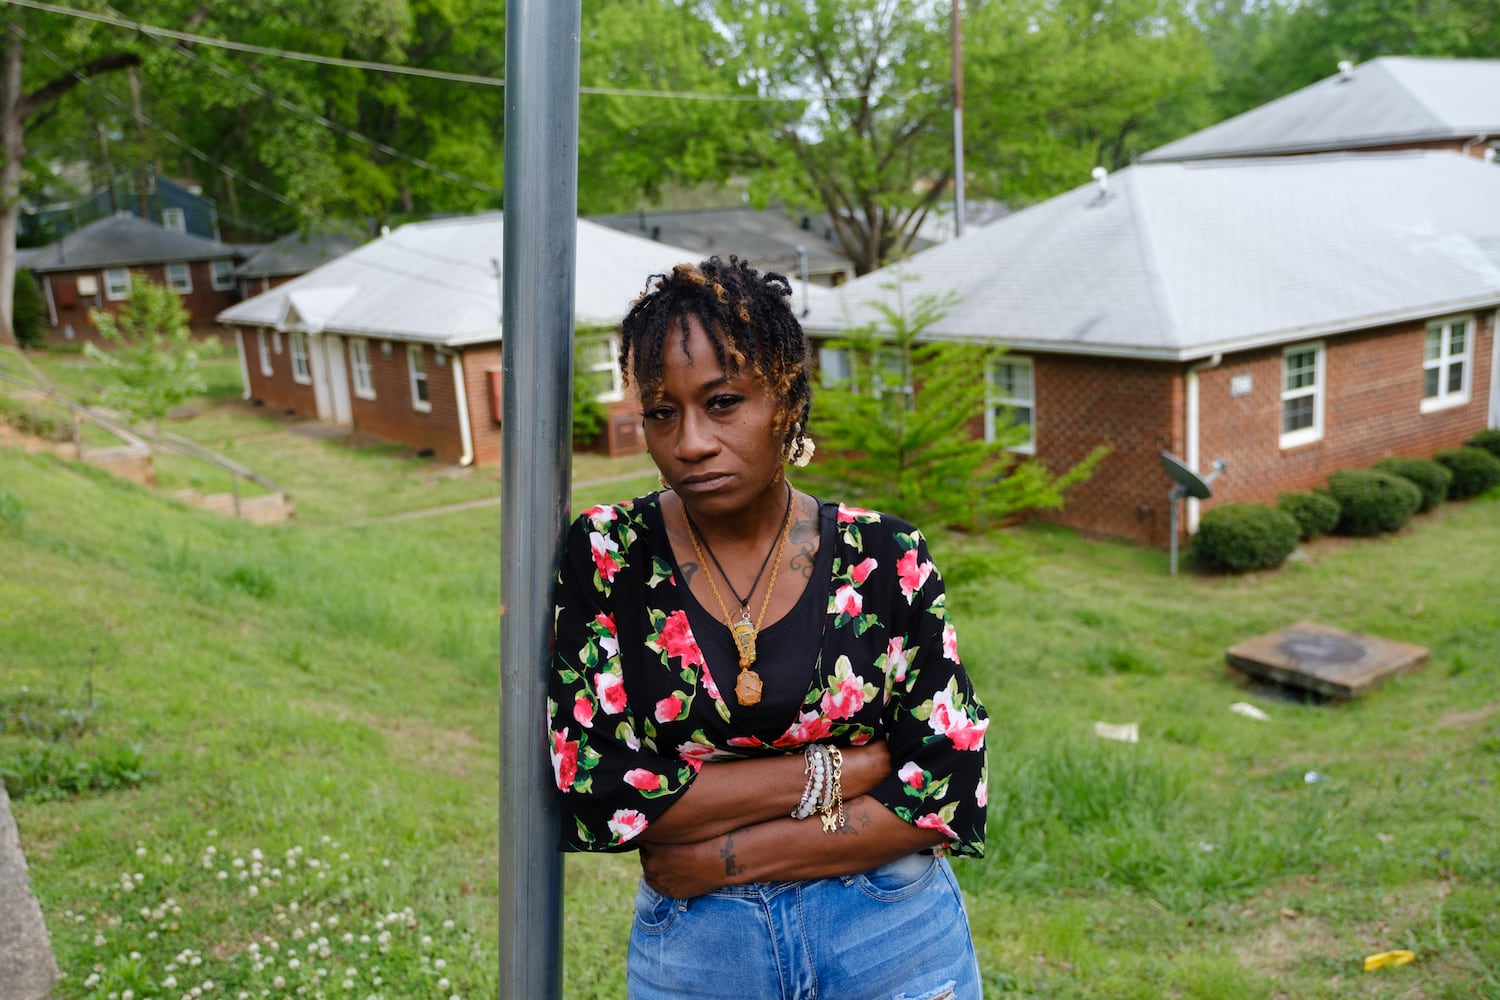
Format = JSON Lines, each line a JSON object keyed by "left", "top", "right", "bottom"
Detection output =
{"left": 0, "top": 363, "right": 289, "bottom": 517}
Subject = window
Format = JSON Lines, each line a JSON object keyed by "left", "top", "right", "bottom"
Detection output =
{"left": 408, "top": 344, "right": 431, "bottom": 411}
{"left": 104, "top": 268, "right": 130, "bottom": 301}
{"left": 818, "top": 345, "right": 852, "bottom": 388}
{"left": 1280, "top": 341, "right": 1324, "bottom": 448}
{"left": 576, "top": 333, "right": 622, "bottom": 402}
{"left": 1421, "top": 316, "right": 1472, "bottom": 412}
{"left": 256, "top": 330, "right": 272, "bottom": 376}
{"left": 290, "top": 332, "right": 311, "bottom": 384}
{"left": 161, "top": 207, "right": 186, "bottom": 232}
{"left": 349, "top": 338, "right": 375, "bottom": 399}
{"left": 211, "top": 259, "right": 236, "bottom": 291}
{"left": 985, "top": 356, "right": 1035, "bottom": 452}
{"left": 166, "top": 263, "right": 193, "bottom": 294}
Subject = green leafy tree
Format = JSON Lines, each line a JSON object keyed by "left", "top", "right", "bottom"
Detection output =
{"left": 84, "top": 274, "right": 219, "bottom": 432}
{"left": 803, "top": 284, "right": 1104, "bottom": 533}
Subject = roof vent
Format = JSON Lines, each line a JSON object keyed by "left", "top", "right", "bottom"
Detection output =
{"left": 1337, "top": 59, "right": 1354, "bottom": 82}
{"left": 1091, "top": 166, "right": 1109, "bottom": 199}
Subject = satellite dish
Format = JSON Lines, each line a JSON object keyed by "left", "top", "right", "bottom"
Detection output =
{"left": 1161, "top": 451, "right": 1212, "bottom": 500}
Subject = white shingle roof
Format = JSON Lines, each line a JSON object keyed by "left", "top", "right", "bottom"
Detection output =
{"left": 217, "top": 214, "right": 837, "bottom": 346}
{"left": 1142, "top": 57, "right": 1500, "bottom": 162}
{"left": 802, "top": 151, "right": 1500, "bottom": 360}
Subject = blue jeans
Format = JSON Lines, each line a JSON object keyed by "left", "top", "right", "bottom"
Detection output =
{"left": 628, "top": 853, "right": 982, "bottom": 1000}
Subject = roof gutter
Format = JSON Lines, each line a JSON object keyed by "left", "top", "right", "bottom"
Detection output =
{"left": 1461, "top": 133, "right": 1490, "bottom": 157}
{"left": 452, "top": 351, "right": 474, "bottom": 466}
{"left": 1184, "top": 352, "right": 1223, "bottom": 533}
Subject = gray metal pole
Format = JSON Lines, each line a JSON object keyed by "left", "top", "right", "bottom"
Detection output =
{"left": 951, "top": 0, "right": 966, "bottom": 239}
{"left": 499, "top": 0, "right": 579, "bottom": 995}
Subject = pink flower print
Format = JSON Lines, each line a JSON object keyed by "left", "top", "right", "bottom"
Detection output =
{"left": 896, "top": 549, "right": 933, "bottom": 603}
{"left": 942, "top": 623, "right": 959, "bottom": 663}
{"left": 677, "top": 741, "right": 720, "bottom": 764}
{"left": 608, "top": 809, "right": 648, "bottom": 844}
{"left": 726, "top": 735, "right": 768, "bottom": 749}
{"left": 593, "top": 613, "right": 619, "bottom": 659}
{"left": 898, "top": 761, "right": 925, "bottom": 790}
{"left": 976, "top": 777, "right": 989, "bottom": 809}
{"left": 837, "top": 503, "right": 876, "bottom": 523}
{"left": 915, "top": 812, "right": 958, "bottom": 840}
{"left": 654, "top": 693, "right": 684, "bottom": 724}
{"left": 820, "top": 671, "right": 868, "bottom": 720}
{"left": 624, "top": 768, "right": 662, "bottom": 791}
{"left": 928, "top": 688, "right": 988, "bottom": 751}
{"left": 849, "top": 557, "right": 878, "bottom": 584}
{"left": 658, "top": 611, "right": 706, "bottom": 670}
{"left": 594, "top": 672, "right": 627, "bottom": 715}
{"left": 583, "top": 504, "right": 617, "bottom": 531}
{"left": 833, "top": 584, "right": 862, "bottom": 618}
{"left": 572, "top": 694, "right": 595, "bottom": 728}
{"left": 589, "top": 531, "right": 622, "bottom": 582}
{"left": 550, "top": 728, "right": 578, "bottom": 790}
{"left": 773, "top": 711, "right": 835, "bottom": 747}
{"left": 884, "top": 636, "right": 910, "bottom": 683}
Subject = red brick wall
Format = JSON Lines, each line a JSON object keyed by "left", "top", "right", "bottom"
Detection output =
{"left": 1197, "top": 314, "right": 1495, "bottom": 509}
{"left": 236, "top": 327, "right": 318, "bottom": 416}
{"left": 1028, "top": 354, "right": 1185, "bottom": 546}
{"left": 43, "top": 263, "right": 239, "bottom": 344}
{"left": 464, "top": 345, "right": 504, "bottom": 467}
{"left": 345, "top": 341, "right": 465, "bottom": 463}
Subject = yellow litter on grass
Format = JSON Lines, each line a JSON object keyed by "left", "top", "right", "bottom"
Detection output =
{"left": 1363, "top": 950, "right": 1416, "bottom": 971}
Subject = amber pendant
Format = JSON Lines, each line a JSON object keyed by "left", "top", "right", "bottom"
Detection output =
{"left": 729, "top": 611, "right": 758, "bottom": 666}
{"left": 735, "top": 666, "right": 764, "bottom": 706}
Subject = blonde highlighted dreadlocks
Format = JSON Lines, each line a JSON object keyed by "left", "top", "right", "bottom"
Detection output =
{"left": 619, "top": 255, "right": 812, "bottom": 463}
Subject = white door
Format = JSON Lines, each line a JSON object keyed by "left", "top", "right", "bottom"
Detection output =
{"left": 323, "top": 336, "right": 352, "bottom": 426}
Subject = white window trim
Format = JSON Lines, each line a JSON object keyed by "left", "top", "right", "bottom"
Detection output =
{"left": 165, "top": 262, "right": 193, "bottom": 294}
{"left": 350, "top": 338, "right": 376, "bottom": 400}
{"left": 984, "top": 355, "right": 1036, "bottom": 453}
{"left": 161, "top": 207, "right": 187, "bottom": 232}
{"left": 578, "top": 332, "right": 623, "bottom": 403}
{"left": 290, "top": 332, "right": 312, "bottom": 385}
{"left": 211, "top": 259, "right": 236, "bottom": 291}
{"left": 408, "top": 343, "right": 432, "bottom": 412}
{"left": 1279, "top": 340, "right": 1326, "bottom": 449}
{"left": 104, "top": 268, "right": 130, "bottom": 301}
{"left": 256, "top": 330, "right": 273, "bottom": 377}
{"left": 1420, "top": 314, "right": 1473, "bottom": 413}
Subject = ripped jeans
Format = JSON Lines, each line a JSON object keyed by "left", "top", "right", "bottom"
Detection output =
{"left": 628, "top": 853, "right": 983, "bottom": 1000}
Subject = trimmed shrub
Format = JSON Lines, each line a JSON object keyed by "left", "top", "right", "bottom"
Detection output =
{"left": 1434, "top": 446, "right": 1500, "bottom": 499}
{"left": 1326, "top": 469, "right": 1422, "bottom": 535}
{"left": 1466, "top": 429, "right": 1500, "bottom": 462}
{"left": 1276, "top": 490, "right": 1340, "bottom": 540}
{"left": 1374, "top": 457, "right": 1452, "bottom": 512}
{"left": 12, "top": 269, "right": 47, "bottom": 348}
{"left": 1192, "top": 503, "right": 1300, "bottom": 573}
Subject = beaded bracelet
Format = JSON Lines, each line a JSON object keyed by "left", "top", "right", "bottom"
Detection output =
{"left": 790, "top": 744, "right": 828, "bottom": 820}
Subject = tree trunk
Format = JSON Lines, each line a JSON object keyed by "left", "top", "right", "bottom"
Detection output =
{"left": 0, "top": 24, "right": 24, "bottom": 347}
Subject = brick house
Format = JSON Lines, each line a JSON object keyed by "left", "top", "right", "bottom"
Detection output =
{"left": 233, "top": 228, "right": 367, "bottom": 299}
{"left": 216, "top": 213, "right": 719, "bottom": 466}
{"left": 801, "top": 152, "right": 1500, "bottom": 547}
{"left": 1141, "top": 56, "right": 1500, "bottom": 164}
{"left": 23, "top": 212, "right": 244, "bottom": 344}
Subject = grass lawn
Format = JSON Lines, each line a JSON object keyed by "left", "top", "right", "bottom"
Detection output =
{"left": 3, "top": 344, "right": 1498, "bottom": 998}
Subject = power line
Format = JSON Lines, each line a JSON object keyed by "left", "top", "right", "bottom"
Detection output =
{"left": 7, "top": 0, "right": 947, "bottom": 105}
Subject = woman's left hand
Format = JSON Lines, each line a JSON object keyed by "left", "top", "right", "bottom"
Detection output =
{"left": 638, "top": 837, "right": 735, "bottom": 899}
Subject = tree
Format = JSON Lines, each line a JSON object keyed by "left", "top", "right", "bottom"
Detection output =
{"left": 84, "top": 274, "right": 218, "bottom": 433}
{"left": 1, "top": 9, "right": 143, "bottom": 346}
{"left": 803, "top": 284, "right": 1104, "bottom": 533}
{"left": 713, "top": 0, "right": 956, "bottom": 274}
{"left": 11, "top": 268, "right": 44, "bottom": 348}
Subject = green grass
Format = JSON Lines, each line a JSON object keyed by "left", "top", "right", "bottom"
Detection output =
{"left": 3, "top": 349, "right": 1499, "bottom": 997}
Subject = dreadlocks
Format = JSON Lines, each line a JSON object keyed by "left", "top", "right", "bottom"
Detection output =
{"left": 619, "top": 255, "right": 812, "bottom": 463}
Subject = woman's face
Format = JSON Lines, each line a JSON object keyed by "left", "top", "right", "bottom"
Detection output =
{"left": 642, "top": 315, "right": 785, "bottom": 519}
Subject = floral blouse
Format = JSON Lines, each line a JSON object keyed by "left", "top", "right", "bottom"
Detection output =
{"left": 547, "top": 493, "right": 989, "bottom": 857}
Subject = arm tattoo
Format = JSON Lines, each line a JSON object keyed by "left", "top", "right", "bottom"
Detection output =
{"left": 720, "top": 832, "right": 746, "bottom": 878}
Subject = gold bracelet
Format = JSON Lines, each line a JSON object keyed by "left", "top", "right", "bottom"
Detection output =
{"left": 819, "top": 746, "right": 846, "bottom": 832}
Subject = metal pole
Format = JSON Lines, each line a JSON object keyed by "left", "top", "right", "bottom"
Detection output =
{"left": 1169, "top": 488, "right": 1180, "bottom": 576}
{"left": 499, "top": 0, "right": 578, "bottom": 995}
{"left": 951, "top": 0, "right": 966, "bottom": 239}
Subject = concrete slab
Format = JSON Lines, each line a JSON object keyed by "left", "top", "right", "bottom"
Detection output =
{"left": 0, "top": 784, "right": 60, "bottom": 1000}
{"left": 1226, "top": 620, "right": 1428, "bottom": 701}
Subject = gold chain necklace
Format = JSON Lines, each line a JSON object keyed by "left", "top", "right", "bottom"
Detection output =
{"left": 680, "top": 487, "right": 795, "bottom": 707}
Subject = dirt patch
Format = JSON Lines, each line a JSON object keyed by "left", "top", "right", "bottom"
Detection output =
{"left": 1437, "top": 703, "right": 1500, "bottom": 729}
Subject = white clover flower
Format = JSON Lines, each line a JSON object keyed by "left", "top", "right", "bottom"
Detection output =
{"left": 272, "top": 977, "right": 285, "bottom": 989}
{"left": 163, "top": 976, "right": 178, "bottom": 989}
{"left": 136, "top": 847, "right": 147, "bottom": 858}
{"left": 442, "top": 919, "right": 455, "bottom": 930}
{"left": 122, "top": 989, "right": 135, "bottom": 999}
{"left": 288, "top": 959, "right": 301, "bottom": 970}
{"left": 247, "top": 885, "right": 259, "bottom": 897}
{"left": 434, "top": 959, "right": 447, "bottom": 971}
{"left": 421, "top": 935, "right": 433, "bottom": 946}
{"left": 94, "top": 934, "right": 107, "bottom": 946}
{"left": 437, "top": 978, "right": 450, "bottom": 991}
{"left": 216, "top": 871, "right": 228, "bottom": 881}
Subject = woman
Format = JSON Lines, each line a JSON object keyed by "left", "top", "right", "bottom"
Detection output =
{"left": 548, "top": 256, "right": 990, "bottom": 999}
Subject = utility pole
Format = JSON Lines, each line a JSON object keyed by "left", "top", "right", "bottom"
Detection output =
{"left": 498, "top": 0, "right": 579, "bottom": 996}
{"left": 951, "top": 0, "right": 966, "bottom": 239}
